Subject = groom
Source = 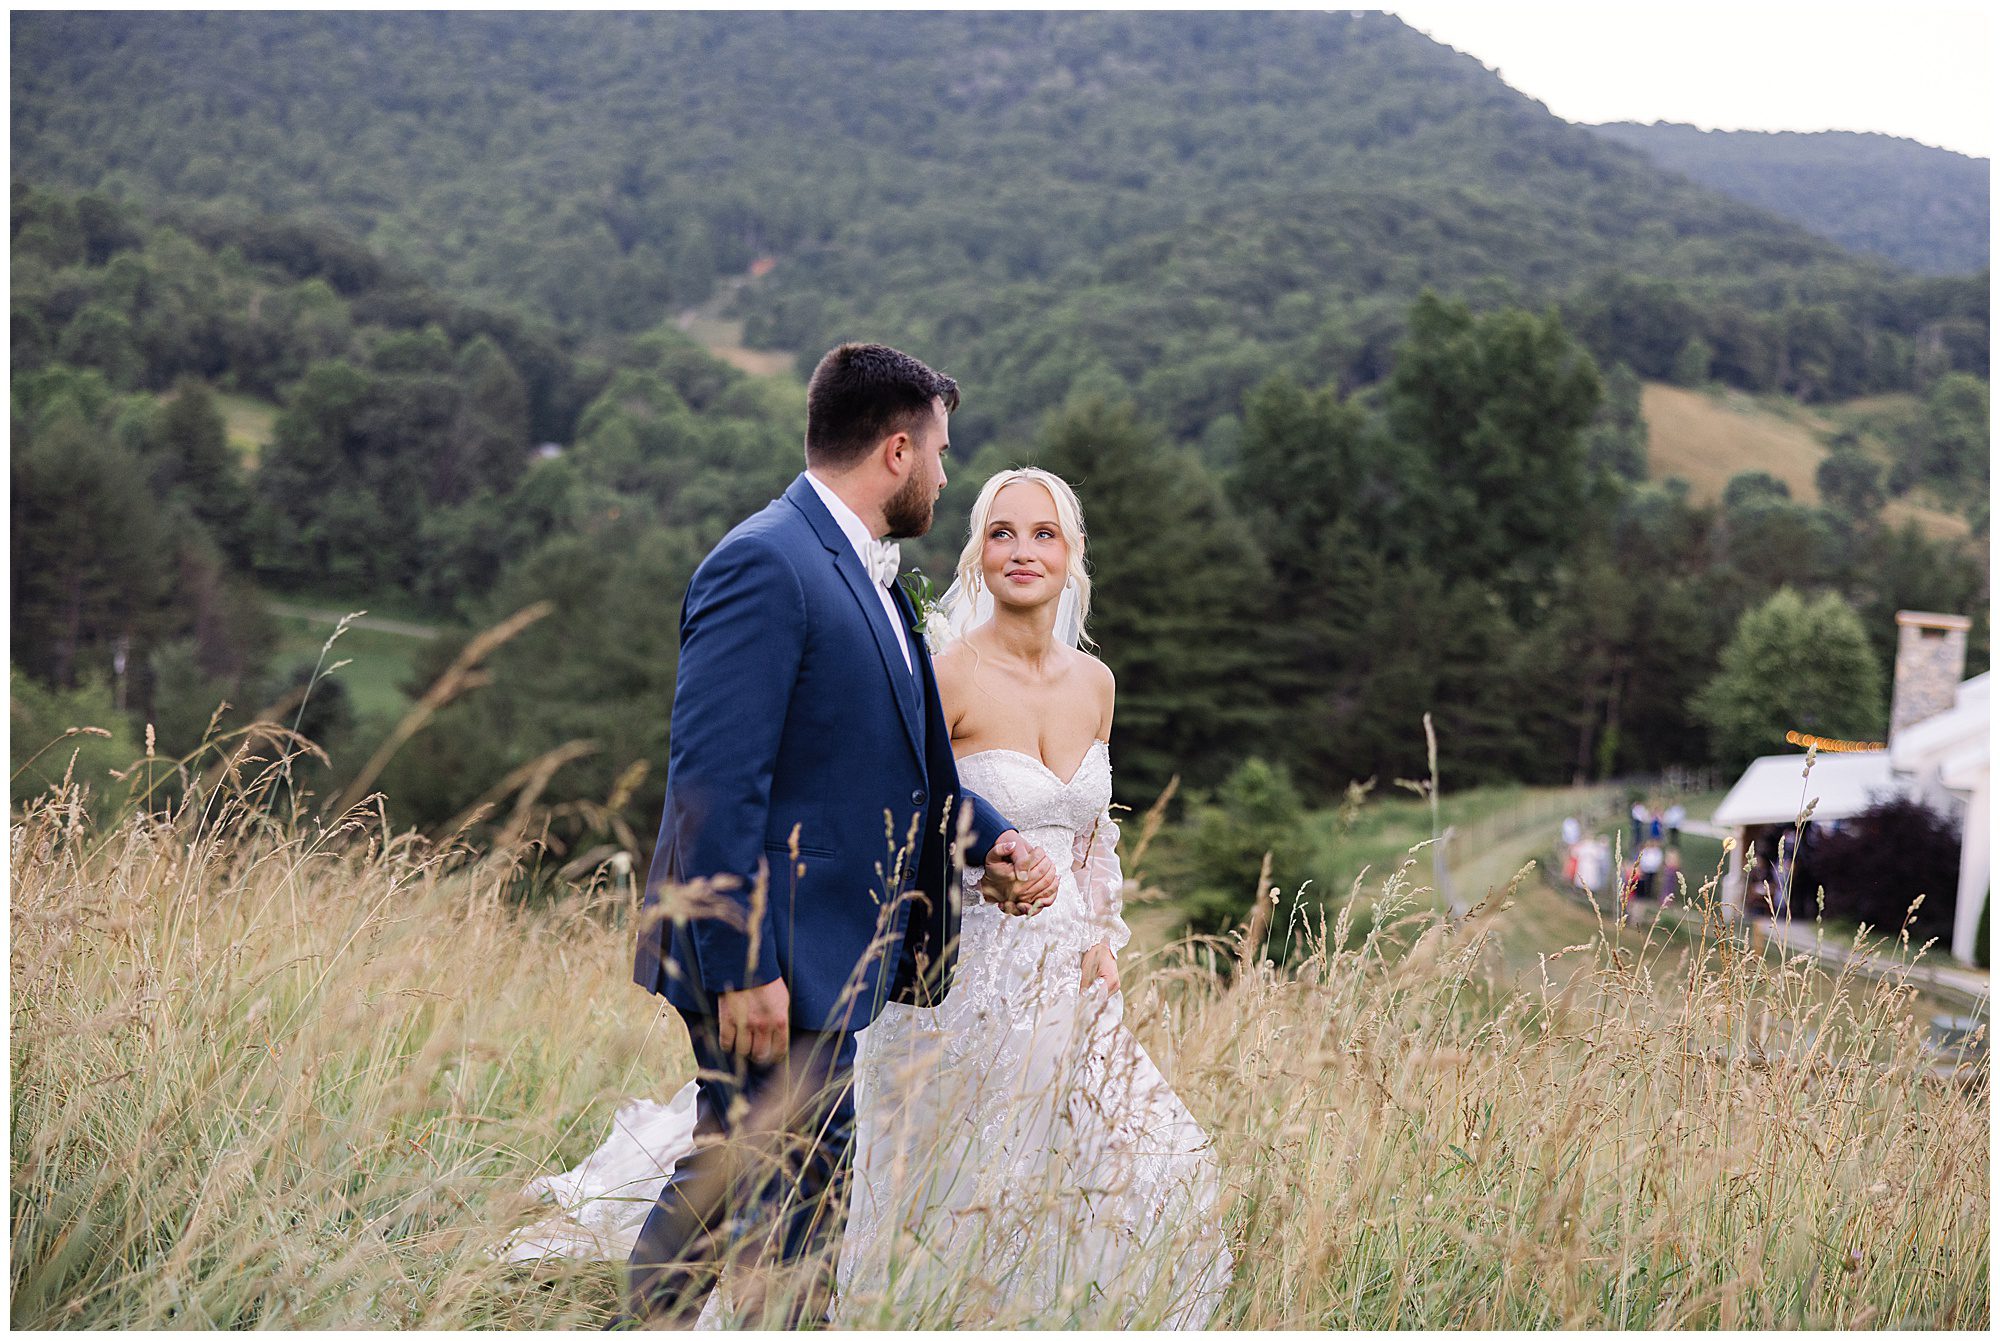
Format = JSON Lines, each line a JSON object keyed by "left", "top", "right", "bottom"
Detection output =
{"left": 625, "top": 343, "right": 1058, "bottom": 1326}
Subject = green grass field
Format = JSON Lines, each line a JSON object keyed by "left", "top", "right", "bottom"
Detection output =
{"left": 1309, "top": 783, "right": 1595, "bottom": 887}
{"left": 269, "top": 612, "right": 424, "bottom": 722}
{"left": 676, "top": 313, "right": 796, "bottom": 378}
{"left": 266, "top": 584, "right": 442, "bottom": 630}
{"left": 1127, "top": 780, "right": 1701, "bottom": 987}
{"left": 1123, "top": 782, "right": 1613, "bottom": 962}
{"left": 212, "top": 390, "right": 281, "bottom": 466}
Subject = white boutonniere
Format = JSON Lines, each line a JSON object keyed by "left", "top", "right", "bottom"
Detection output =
{"left": 900, "top": 571, "right": 952, "bottom": 652}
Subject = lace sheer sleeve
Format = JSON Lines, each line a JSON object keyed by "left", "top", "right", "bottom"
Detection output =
{"left": 1072, "top": 808, "right": 1131, "bottom": 954}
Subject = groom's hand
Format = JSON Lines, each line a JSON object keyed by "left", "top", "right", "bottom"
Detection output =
{"left": 718, "top": 978, "right": 790, "bottom": 1064}
{"left": 982, "top": 831, "right": 1058, "bottom": 915}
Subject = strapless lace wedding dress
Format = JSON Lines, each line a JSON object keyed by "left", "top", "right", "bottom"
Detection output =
{"left": 839, "top": 743, "right": 1231, "bottom": 1327}
{"left": 502, "top": 743, "right": 1231, "bottom": 1328}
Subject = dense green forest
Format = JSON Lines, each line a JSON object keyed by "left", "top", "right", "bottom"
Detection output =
{"left": 1589, "top": 122, "right": 1989, "bottom": 278}
{"left": 12, "top": 11, "right": 1988, "bottom": 449}
{"left": 10, "top": 11, "right": 1991, "bottom": 919}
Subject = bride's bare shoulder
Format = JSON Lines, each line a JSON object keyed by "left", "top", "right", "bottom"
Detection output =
{"left": 1068, "top": 645, "right": 1113, "bottom": 682}
{"left": 933, "top": 638, "right": 975, "bottom": 679}
{"left": 1067, "top": 646, "right": 1116, "bottom": 709}
{"left": 932, "top": 639, "right": 979, "bottom": 708}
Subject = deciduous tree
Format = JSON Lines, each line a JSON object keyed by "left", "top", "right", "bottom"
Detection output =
{"left": 1690, "top": 587, "right": 1884, "bottom": 768}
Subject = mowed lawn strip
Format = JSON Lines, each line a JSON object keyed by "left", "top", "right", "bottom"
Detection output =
{"left": 270, "top": 611, "right": 424, "bottom": 721}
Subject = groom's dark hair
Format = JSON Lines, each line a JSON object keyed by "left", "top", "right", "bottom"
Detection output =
{"left": 805, "top": 343, "right": 960, "bottom": 470}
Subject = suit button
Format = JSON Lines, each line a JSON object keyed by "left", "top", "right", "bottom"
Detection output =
{"left": 912, "top": 789, "right": 927, "bottom": 807}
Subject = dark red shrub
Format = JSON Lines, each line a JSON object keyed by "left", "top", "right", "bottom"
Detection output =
{"left": 1793, "top": 796, "right": 1962, "bottom": 944}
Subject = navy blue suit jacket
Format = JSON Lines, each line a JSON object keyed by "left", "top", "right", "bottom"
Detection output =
{"left": 633, "top": 474, "right": 1011, "bottom": 1032}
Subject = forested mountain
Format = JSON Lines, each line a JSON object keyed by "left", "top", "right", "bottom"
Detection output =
{"left": 13, "top": 11, "right": 1986, "bottom": 448}
{"left": 11, "top": 12, "right": 1990, "bottom": 909}
{"left": 11, "top": 186, "right": 805, "bottom": 807}
{"left": 1588, "top": 122, "right": 1989, "bottom": 278}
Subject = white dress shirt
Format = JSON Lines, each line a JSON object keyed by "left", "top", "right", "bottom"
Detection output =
{"left": 804, "top": 470, "right": 913, "bottom": 672}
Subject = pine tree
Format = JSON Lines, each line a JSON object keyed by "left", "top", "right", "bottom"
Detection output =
{"left": 10, "top": 411, "right": 173, "bottom": 690}
{"left": 1385, "top": 292, "right": 1602, "bottom": 620}
{"left": 148, "top": 380, "right": 252, "bottom": 559}
{"left": 1023, "top": 395, "right": 1273, "bottom": 801}
{"left": 1227, "top": 373, "right": 1394, "bottom": 793}
{"left": 434, "top": 336, "right": 531, "bottom": 505}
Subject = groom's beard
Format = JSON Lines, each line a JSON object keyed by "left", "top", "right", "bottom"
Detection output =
{"left": 882, "top": 469, "right": 937, "bottom": 540}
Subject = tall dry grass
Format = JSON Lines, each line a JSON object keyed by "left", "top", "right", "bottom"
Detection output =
{"left": 10, "top": 766, "right": 675, "bottom": 1327}
{"left": 10, "top": 756, "right": 1988, "bottom": 1328}
{"left": 1172, "top": 859, "right": 1987, "bottom": 1328}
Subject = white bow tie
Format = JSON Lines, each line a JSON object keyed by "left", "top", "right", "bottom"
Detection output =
{"left": 865, "top": 538, "right": 902, "bottom": 588}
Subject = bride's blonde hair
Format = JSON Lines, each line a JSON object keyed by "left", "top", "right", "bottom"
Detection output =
{"left": 954, "top": 466, "right": 1094, "bottom": 649}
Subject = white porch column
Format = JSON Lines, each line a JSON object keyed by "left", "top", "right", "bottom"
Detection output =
{"left": 1951, "top": 773, "right": 1989, "bottom": 966}
{"left": 1721, "top": 829, "right": 1745, "bottom": 926}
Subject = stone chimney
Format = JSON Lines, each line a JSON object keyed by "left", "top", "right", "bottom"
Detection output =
{"left": 1889, "top": 610, "right": 1970, "bottom": 740}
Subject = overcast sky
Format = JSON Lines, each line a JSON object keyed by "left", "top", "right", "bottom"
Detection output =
{"left": 1385, "top": 2, "right": 1994, "bottom": 159}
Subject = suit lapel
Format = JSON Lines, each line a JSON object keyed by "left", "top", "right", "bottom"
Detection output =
{"left": 785, "top": 475, "right": 925, "bottom": 767}
{"left": 902, "top": 583, "right": 949, "bottom": 772}
{"left": 837, "top": 557, "right": 926, "bottom": 761}
{"left": 888, "top": 581, "right": 929, "bottom": 724}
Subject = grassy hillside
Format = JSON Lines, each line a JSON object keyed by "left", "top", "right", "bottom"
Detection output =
{"left": 1590, "top": 122, "right": 1989, "bottom": 277}
{"left": 212, "top": 390, "right": 280, "bottom": 465}
{"left": 142, "top": 386, "right": 279, "bottom": 467}
{"left": 1642, "top": 383, "right": 1833, "bottom": 504}
{"left": 1639, "top": 382, "right": 1973, "bottom": 540}
{"left": 674, "top": 274, "right": 796, "bottom": 378}
{"left": 267, "top": 609, "right": 426, "bottom": 723}
{"left": 13, "top": 772, "right": 1986, "bottom": 1327}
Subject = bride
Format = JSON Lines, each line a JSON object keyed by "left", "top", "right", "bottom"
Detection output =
{"left": 507, "top": 468, "right": 1231, "bottom": 1328}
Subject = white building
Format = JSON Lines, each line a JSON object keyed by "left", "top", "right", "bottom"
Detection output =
{"left": 1710, "top": 613, "right": 1989, "bottom": 966}
{"left": 1890, "top": 672, "right": 1989, "bottom": 965}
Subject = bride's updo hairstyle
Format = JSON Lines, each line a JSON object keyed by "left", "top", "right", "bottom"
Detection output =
{"left": 954, "top": 466, "right": 1094, "bottom": 649}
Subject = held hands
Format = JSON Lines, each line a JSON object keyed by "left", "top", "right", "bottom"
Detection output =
{"left": 716, "top": 977, "right": 790, "bottom": 1065}
{"left": 1081, "top": 941, "right": 1119, "bottom": 995}
{"left": 981, "top": 829, "right": 1058, "bottom": 916}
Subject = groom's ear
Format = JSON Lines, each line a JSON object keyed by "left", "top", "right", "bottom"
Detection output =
{"left": 879, "top": 429, "right": 914, "bottom": 476}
